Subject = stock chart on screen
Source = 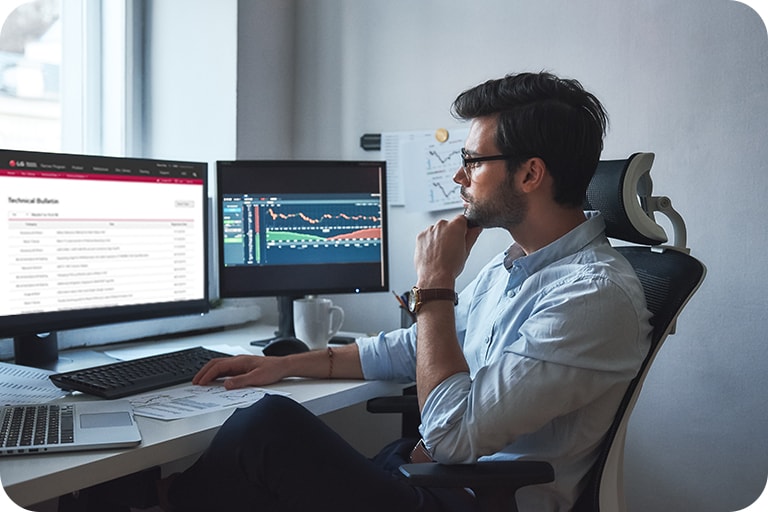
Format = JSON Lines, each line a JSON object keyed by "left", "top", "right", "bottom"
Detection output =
{"left": 222, "top": 193, "right": 383, "bottom": 267}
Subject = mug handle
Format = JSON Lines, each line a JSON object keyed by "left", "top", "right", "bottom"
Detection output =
{"left": 328, "top": 306, "right": 345, "bottom": 338}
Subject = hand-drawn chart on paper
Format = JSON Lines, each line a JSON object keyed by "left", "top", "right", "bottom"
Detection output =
{"left": 399, "top": 127, "right": 469, "bottom": 213}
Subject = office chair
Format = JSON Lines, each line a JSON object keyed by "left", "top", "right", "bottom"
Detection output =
{"left": 367, "top": 152, "right": 706, "bottom": 512}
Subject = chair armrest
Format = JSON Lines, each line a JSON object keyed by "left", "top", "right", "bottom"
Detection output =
{"left": 400, "top": 461, "right": 554, "bottom": 512}
{"left": 399, "top": 460, "right": 554, "bottom": 489}
{"left": 366, "top": 395, "right": 421, "bottom": 415}
{"left": 370, "top": 392, "right": 554, "bottom": 509}
{"left": 366, "top": 390, "right": 421, "bottom": 438}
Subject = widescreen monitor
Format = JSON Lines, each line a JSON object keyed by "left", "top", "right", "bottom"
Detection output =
{"left": 0, "top": 149, "right": 209, "bottom": 367}
{"left": 216, "top": 159, "right": 388, "bottom": 344}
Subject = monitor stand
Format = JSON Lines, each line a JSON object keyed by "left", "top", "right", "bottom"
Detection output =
{"left": 250, "top": 295, "right": 303, "bottom": 347}
{"left": 13, "top": 332, "right": 59, "bottom": 369}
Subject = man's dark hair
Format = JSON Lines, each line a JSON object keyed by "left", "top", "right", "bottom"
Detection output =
{"left": 451, "top": 72, "right": 608, "bottom": 207}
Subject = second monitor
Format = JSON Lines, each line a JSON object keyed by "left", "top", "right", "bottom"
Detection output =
{"left": 216, "top": 159, "right": 389, "bottom": 345}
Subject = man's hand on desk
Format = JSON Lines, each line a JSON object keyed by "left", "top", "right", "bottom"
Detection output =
{"left": 193, "top": 344, "right": 364, "bottom": 390}
{"left": 194, "top": 354, "right": 288, "bottom": 389}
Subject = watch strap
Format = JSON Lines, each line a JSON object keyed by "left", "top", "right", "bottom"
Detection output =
{"left": 417, "top": 288, "right": 458, "bottom": 304}
{"left": 410, "top": 287, "right": 458, "bottom": 313}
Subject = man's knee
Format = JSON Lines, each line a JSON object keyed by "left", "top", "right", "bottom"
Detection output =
{"left": 234, "top": 394, "right": 306, "bottom": 421}
{"left": 223, "top": 394, "right": 311, "bottom": 440}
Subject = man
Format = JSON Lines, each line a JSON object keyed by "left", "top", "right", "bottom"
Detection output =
{"left": 162, "top": 72, "right": 652, "bottom": 511}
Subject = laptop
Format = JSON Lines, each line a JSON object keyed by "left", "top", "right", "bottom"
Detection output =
{"left": 0, "top": 400, "right": 142, "bottom": 456}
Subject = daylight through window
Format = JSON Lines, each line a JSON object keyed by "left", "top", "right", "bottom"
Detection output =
{"left": 0, "top": 0, "right": 60, "bottom": 152}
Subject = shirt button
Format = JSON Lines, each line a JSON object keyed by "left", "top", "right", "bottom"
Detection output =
{"left": 485, "top": 337, "right": 491, "bottom": 344}
{"left": 507, "top": 290, "right": 516, "bottom": 298}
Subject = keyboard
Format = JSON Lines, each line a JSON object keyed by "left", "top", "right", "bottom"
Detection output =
{"left": 1, "top": 404, "right": 74, "bottom": 448}
{"left": 49, "top": 346, "right": 231, "bottom": 399}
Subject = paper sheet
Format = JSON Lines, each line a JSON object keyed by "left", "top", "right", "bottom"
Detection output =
{"left": 382, "top": 127, "right": 469, "bottom": 212}
{"left": 402, "top": 128, "right": 468, "bottom": 212}
{"left": 381, "top": 130, "right": 436, "bottom": 206}
{"left": 128, "top": 383, "right": 289, "bottom": 421}
{"left": 0, "top": 361, "right": 66, "bottom": 405}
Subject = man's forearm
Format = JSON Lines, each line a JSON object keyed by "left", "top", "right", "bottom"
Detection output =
{"left": 415, "top": 301, "right": 470, "bottom": 410}
{"left": 283, "top": 343, "right": 364, "bottom": 380}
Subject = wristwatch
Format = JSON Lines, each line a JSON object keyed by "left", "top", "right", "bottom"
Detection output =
{"left": 408, "top": 286, "right": 458, "bottom": 314}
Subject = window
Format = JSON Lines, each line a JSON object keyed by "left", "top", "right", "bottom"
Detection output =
{"left": 0, "top": 0, "right": 138, "bottom": 155}
{"left": 0, "top": 0, "right": 61, "bottom": 152}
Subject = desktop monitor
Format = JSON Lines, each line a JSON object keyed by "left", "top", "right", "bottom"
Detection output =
{"left": 0, "top": 149, "right": 209, "bottom": 367}
{"left": 216, "top": 159, "right": 388, "bottom": 345}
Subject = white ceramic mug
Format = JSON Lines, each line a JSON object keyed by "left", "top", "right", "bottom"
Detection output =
{"left": 293, "top": 297, "right": 345, "bottom": 350}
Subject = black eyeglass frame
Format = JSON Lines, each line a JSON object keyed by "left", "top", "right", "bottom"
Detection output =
{"left": 460, "top": 147, "right": 518, "bottom": 173}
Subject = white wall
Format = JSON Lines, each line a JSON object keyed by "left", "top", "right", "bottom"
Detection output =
{"left": 238, "top": 0, "right": 768, "bottom": 510}
{"left": 144, "top": 0, "right": 238, "bottom": 164}
{"left": 235, "top": 0, "right": 296, "bottom": 158}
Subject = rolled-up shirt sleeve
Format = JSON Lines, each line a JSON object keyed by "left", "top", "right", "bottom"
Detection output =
{"left": 357, "top": 326, "right": 418, "bottom": 383}
{"left": 419, "top": 274, "right": 650, "bottom": 464}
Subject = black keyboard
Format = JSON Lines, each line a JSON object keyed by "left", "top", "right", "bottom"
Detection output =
{"left": 49, "top": 347, "right": 230, "bottom": 399}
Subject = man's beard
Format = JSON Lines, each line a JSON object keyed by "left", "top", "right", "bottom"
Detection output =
{"left": 462, "top": 175, "right": 527, "bottom": 229}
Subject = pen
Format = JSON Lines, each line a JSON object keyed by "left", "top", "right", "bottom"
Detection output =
{"left": 392, "top": 291, "right": 416, "bottom": 323}
{"left": 391, "top": 290, "right": 407, "bottom": 308}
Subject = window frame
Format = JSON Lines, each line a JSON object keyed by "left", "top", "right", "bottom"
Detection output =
{"left": 61, "top": 0, "right": 142, "bottom": 156}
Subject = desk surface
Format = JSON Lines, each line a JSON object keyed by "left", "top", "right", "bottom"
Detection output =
{"left": 0, "top": 323, "right": 405, "bottom": 508}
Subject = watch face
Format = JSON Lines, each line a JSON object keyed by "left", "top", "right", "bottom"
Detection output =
{"left": 408, "top": 289, "right": 419, "bottom": 312}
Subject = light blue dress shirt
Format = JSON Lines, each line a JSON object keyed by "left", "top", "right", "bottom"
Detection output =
{"left": 357, "top": 212, "right": 652, "bottom": 511}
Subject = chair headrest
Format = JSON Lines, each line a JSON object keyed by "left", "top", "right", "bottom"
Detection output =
{"left": 584, "top": 152, "right": 669, "bottom": 246}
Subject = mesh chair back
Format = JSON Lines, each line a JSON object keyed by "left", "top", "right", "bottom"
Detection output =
{"left": 585, "top": 154, "right": 665, "bottom": 246}
{"left": 573, "top": 155, "right": 706, "bottom": 511}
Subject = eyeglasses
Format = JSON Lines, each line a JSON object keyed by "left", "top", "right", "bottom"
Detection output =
{"left": 460, "top": 147, "right": 516, "bottom": 179}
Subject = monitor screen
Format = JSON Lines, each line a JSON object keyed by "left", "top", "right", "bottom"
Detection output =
{"left": 216, "top": 160, "right": 388, "bottom": 342}
{"left": 0, "top": 149, "right": 209, "bottom": 364}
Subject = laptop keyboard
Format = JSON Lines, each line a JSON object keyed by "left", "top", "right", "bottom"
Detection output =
{"left": 49, "top": 346, "right": 230, "bottom": 399}
{"left": 1, "top": 404, "right": 74, "bottom": 448}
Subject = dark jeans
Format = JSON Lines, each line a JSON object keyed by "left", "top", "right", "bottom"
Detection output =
{"left": 168, "top": 394, "right": 477, "bottom": 512}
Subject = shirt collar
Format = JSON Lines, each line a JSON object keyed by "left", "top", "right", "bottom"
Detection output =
{"left": 503, "top": 211, "right": 606, "bottom": 273}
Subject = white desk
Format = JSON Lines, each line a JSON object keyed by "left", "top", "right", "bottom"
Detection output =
{"left": 0, "top": 323, "right": 406, "bottom": 508}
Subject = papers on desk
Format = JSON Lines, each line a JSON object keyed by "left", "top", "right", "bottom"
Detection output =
{"left": 0, "top": 345, "right": 277, "bottom": 419}
{"left": 128, "top": 383, "right": 289, "bottom": 421}
{"left": 0, "top": 362, "right": 66, "bottom": 405}
{"left": 104, "top": 343, "right": 282, "bottom": 420}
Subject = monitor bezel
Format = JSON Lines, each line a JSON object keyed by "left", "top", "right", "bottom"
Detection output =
{"left": 0, "top": 149, "right": 211, "bottom": 340}
{"left": 215, "top": 159, "right": 389, "bottom": 299}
